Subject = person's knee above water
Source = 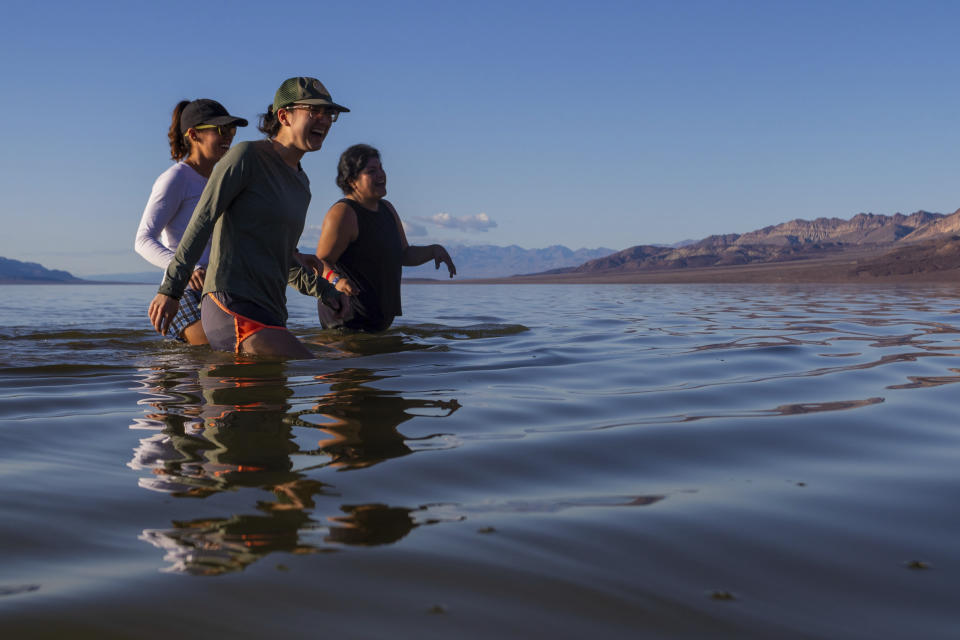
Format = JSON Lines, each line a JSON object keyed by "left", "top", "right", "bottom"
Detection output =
{"left": 135, "top": 99, "right": 248, "bottom": 345}
{"left": 148, "top": 77, "right": 349, "bottom": 359}
{"left": 314, "top": 144, "right": 457, "bottom": 333}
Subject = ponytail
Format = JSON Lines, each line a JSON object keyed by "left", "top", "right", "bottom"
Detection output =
{"left": 167, "top": 100, "right": 191, "bottom": 161}
{"left": 258, "top": 103, "right": 281, "bottom": 138}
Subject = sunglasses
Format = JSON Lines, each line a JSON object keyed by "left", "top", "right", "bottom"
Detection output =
{"left": 193, "top": 124, "right": 237, "bottom": 136}
{"left": 285, "top": 105, "right": 340, "bottom": 122}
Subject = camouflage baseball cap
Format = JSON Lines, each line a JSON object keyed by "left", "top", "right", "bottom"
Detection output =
{"left": 273, "top": 77, "right": 350, "bottom": 113}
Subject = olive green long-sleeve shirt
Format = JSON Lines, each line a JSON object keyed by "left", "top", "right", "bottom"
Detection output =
{"left": 159, "top": 140, "right": 332, "bottom": 323}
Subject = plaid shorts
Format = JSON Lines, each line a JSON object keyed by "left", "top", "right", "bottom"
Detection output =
{"left": 166, "top": 287, "right": 203, "bottom": 342}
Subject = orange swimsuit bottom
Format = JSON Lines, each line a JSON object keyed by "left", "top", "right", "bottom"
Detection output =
{"left": 201, "top": 292, "right": 288, "bottom": 353}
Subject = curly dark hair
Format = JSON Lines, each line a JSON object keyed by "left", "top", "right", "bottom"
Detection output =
{"left": 258, "top": 104, "right": 282, "bottom": 138}
{"left": 336, "top": 144, "right": 381, "bottom": 195}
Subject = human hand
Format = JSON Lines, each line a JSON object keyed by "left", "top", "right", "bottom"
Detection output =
{"left": 334, "top": 276, "right": 357, "bottom": 296}
{"left": 188, "top": 267, "right": 206, "bottom": 291}
{"left": 433, "top": 245, "right": 456, "bottom": 277}
{"left": 148, "top": 293, "right": 181, "bottom": 336}
{"left": 295, "top": 251, "right": 323, "bottom": 273}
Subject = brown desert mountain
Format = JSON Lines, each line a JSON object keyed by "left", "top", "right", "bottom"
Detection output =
{"left": 497, "top": 209, "right": 960, "bottom": 284}
{"left": 734, "top": 210, "right": 941, "bottom": 245}
{"left": 900, "top": 209, "right": 960, "bottom": 242}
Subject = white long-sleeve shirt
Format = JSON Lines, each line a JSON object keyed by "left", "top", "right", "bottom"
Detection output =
{"left": 135, "top": 162, "right": 211, "bottom": 270}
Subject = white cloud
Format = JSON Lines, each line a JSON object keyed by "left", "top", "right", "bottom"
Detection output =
{"left": 420, "top": 212, "right": 497, "bottom": 233}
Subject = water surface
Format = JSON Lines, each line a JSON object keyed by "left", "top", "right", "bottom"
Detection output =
{"left": 1, "top": 283, "right": 959, "bottom": 638}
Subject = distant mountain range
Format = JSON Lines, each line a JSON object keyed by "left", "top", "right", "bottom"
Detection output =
{"left": 9, "top": 208, "right": 960, "bottom": 285}
{"left": 545, "top": 210, "right": 960, "bottom": 276}
{"left": 2, "top": 245, "right": 617, "bottom": 284}
{"left": 85, "top": 271, "right": 160, "bottom": 283}
{"left": 401, "top": 244, "right": 616, "bottom": 279}
{"left": 83, "top": 245, "right": 619, "bottom": 282}
{"left": 0, "top": 257, "right": 85, "bottom": 284}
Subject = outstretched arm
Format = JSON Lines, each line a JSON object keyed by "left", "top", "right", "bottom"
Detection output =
{"left": 385, "top": 201, "right": 456, "bottom": 277}
{"left": 401, "top": 244, "right": 456, "bottom": 277}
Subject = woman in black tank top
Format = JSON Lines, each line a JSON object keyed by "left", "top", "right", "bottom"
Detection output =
{"left": 314, "top": 144, "right": 457, "bottom": 332}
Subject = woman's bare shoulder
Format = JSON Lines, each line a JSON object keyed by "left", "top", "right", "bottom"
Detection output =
{"left": 322, "top": 200, "right": 359, "bottom": 238}
{"left": 325, "top": 199, "right": 355, "bottom": 219}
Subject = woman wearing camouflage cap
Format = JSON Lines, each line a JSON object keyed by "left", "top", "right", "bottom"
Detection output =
{"left": 135, "top": 98, "right": 247, "bottom": 345}
{"left": 148, "top": 77, "right": 349, "bottom": 358}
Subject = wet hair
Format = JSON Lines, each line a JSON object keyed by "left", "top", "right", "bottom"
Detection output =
{"left": 258, "top": 104, "right": 282, "bottom": 138}
{"left": 336, "top": 144, "right": 381, "bottom": 195}
{"left": 167, "top": 100, "right": 191, "bottom": 161}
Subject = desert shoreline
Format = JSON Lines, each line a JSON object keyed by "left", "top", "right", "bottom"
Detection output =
{"left": 406, "top": 251, "right": 960, "bottom": 285}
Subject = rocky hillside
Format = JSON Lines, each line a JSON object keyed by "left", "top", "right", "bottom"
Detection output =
{"left": 901, "top": 209, "right": 960, "bottom": 242}
{"left": 735, "top": 211, "right": 941, "bottom": 246}
{"left": 0, "top": 257, "right": 84, "bottom": 283}
{"left": 551, "top": 210, "right": 958, "bottom": 275}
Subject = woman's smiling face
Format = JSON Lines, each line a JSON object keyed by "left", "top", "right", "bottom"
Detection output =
{"left": 350, "top": 157, "right": 387, "bottom": 201}
{"left": 279, "top": 104, "right": 334, "bottom": 153}
{"left": 192, "top": 125, "right": 236, "bottom": 163}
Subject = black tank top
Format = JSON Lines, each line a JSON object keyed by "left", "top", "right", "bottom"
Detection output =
{"left": 336, "top": 198, "right": 403, "bottom": 331}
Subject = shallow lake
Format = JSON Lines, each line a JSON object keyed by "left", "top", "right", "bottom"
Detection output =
{"left": 1, "top": 282, "right": 959, "bottom": 638}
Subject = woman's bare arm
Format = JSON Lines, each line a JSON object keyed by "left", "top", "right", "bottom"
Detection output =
{"left": 315, "top": 201, "right": 360, "bottom": 295}
{"left": 385, "top": 201, "right": 456, "bottom": 277}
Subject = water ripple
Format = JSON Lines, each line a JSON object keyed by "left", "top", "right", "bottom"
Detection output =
{"left": 4, "top": 283, "right": 960, "bottom": 638}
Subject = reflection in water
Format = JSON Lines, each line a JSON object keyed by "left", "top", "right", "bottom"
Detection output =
{"left": 130, "top": 361, "right": 460, "bottom": 574}
{"left": 123, "top": 289, "right": 960, "bottom": 583}
{"left": 142, "top": 502, "right": 446, "bottom": 575}
{"left": 131, "top": 363, "right": 301, "bottom": 497}
{"left": 305, "top": 368, "right": 460, "bottom": 470}
{"left": 887, "top": 368, "right": 960, "bottom": 389}
{"left": 141, "top": 511, "right": 317, "bottom": 576}
{"left": 327, "top": 504, "right": 424, "bottom": 546}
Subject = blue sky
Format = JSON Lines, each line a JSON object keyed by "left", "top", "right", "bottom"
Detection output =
{"left": 2, "top": 0, "right": 960, "bottom": 276}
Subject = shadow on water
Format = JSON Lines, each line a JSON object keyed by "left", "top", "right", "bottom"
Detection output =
{"left": 129, "top": 358, "right": 462, "bottom": 575}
